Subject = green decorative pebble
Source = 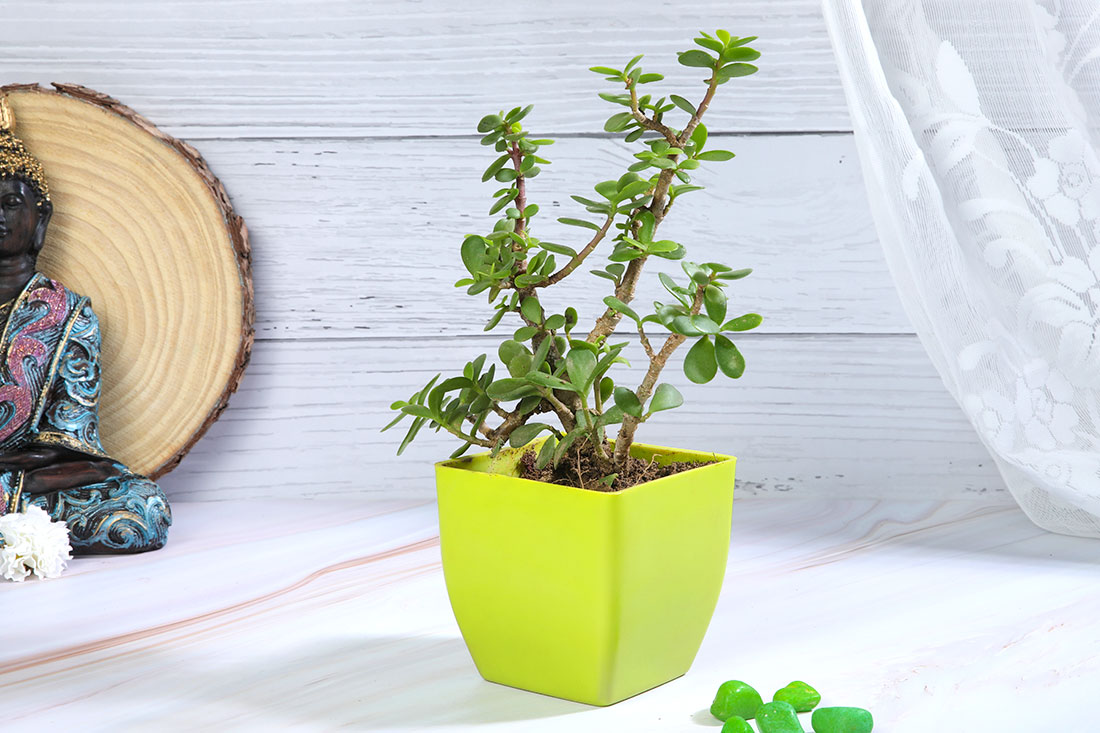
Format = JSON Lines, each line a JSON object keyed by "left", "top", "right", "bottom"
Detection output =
{"left": 710, "top": 680, "right": 765, "bottom": 721}
{"left": 811, "top": 706, "right": 874, "bottom": 733}
{"left": 756, "top": 701, "right": 805, "bottom": 733}
{"left": 774, "top": 680, "right": 821, "bottom": 712}
{"left": 721, "top": 716, "right": 754, "bottom": 733}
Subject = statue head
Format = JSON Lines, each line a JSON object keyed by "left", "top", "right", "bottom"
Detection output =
{"left": 0, "top": 97, "right": 52, "bottom": 262}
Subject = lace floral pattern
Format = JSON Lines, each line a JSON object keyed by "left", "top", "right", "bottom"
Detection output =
{"left": 824, "top": 0, "right": 1100, "bottom": 536}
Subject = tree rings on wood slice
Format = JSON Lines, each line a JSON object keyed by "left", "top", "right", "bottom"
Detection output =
{"left": 0, "top": 83, "right": 254, "bottom": 479}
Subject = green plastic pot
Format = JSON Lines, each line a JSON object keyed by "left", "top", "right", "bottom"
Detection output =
{"left": 436, "top": 440, "right": 736, "bottom": 706}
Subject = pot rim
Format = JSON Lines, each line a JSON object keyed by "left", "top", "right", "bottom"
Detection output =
{"left": 436, "top": 439, "right": 736, "bottom": 497}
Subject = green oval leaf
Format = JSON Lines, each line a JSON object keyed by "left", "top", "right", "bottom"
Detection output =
{"left": 603, "top": 296, "right": 639, "bottom": 322}
{"left": 613, "top": 387, "right": 644, "bottom": 418}
{"left": 649, "top": 383, "right": 683, "bottom": 413}
{"left": 682, "top": 260, "right": 709, "bottom": 283}
{"left": 520, "top": 297, "right": 544, "bottom": 324}
{"left": 604, "top": 112, "right": 634, "bottom": 132}
{"left": 717, "top": 63, "right": 758, "bottom": 80}
{"left": 483, "top": 307, "right": 506, "bottom": 331}
{"left": 540, "top": 241, "right": 577, "bottom": 257}
{"left": 715, "top": 334, "right": 746, "bottom": 378}
{"left": 460, "top": 235, "right": 485, "bottom": 275}
{"left": 715, "top": 267, "right": 753, "bottom": 281}
{"left": 684, "top": 336, "right": 717, "bottom": 384}
{"left": 397, "top": 416, "right": 426, "bottom": 456}
{"left": 526, "top": 371, "right": 577, "bottom": 392}
{"left": 599, "top": 376, "right": 614, "bottom": 403}
{"left": 535, "top": 434, "right": 558, "bottom": 469}
{"left": 690, "top": 315, "right": 720, "bottom": 335}
{"left": 690, "top": 123, "right": 708, "bottom": 153}
{"left": 504, "top": 104, "right": 533, "bottom": 123}
{"left": 704, "top": 284, "right": 727, "bottom": 324}
{"left": 722, "top": 313, "right": 763, "bottom": 332}
{"left": 558, "top": 217, "right": 602, "bottom": 231}
{"left": 544, "top": 314, "right": 566, "bottom": 331}
{"left": 566, "top": 349, "right": 598, "bottom": 392}
{"left": 508, "top": 351, "right": 533, "bottom": 378}
{"left": 400, "top": 404, "right": 434, "bottom": 419}
{"left": 438, "top": 376, "right": 474, "bottom": 392}
{"left": 722, "top": 46, "right": 761, "bottom": 62}
{"left": 669, "top": 94, "right": 696, "bottom": 114}
{"left": 694, "top": 37, "right": 725, "bottom": 54}
{"left": 670, "top": 315, "right": 704, "bottom": 336}
{"left": 477, "top": 114, "right": 502, "bottom": 133}
{"left": 594, "top": 180, "right": 619, "bottom": 199}
{"left": 486, "top": 378, "right": 536, "bottom": 400}
{"left": 619, "top": 180, "right": 651, "bottom": 199}
{"left": 482, "top": 154, "right": 511, "bottom": 182}
{"left": 489, "top": 189, "right": 519, "bottom": 215}
{"left": 678, "top": 49, "right": 716, "bottom": 68}
{"left": 637, "top": 210, "right": 656, "bottom": 244}
{"left": 498, "top": 339, "right": 526, "bottom": 365}
{"left": 531, "top": 335, "right": 553, "bottom": 371}
{"left": 510, "top": 423, "right": 550, "bottom": 448}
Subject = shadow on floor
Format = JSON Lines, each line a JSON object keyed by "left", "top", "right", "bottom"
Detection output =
{"left": 79, "top": 634, "right": 587, "bottom": 729}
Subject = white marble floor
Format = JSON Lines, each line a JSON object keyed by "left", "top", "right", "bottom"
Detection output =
{"left": 1, "top": 496, "right": 1097, "bottom": 732}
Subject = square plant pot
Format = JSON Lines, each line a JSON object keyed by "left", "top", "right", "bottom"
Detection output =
{"left": 436, "top": 440, "right": 736, "bottom": 706}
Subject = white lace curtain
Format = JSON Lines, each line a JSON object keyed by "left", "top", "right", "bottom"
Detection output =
{"left": 822, "top": 0, "right": 1100, "bottom": 536}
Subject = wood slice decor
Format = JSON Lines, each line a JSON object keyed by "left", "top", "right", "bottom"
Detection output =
{"left": 0, "top": 83, "right": 254, "bottom": 479}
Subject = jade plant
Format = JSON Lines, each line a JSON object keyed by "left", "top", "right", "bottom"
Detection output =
{"left": 385, "top": 30, "right": 763, "bottom": 488}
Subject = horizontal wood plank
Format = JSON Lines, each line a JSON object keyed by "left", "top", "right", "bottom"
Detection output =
{"left": 193, "top": 133, "right": 907, "bottom": 339}
{"left": 1, "top": 0, "right": 850, "bottom": 137}
{"left": 2, "top": 3, "right": 997, "bottom": 509}
{"left": 157, "top": 334, "right": 1005, "bottom": 502}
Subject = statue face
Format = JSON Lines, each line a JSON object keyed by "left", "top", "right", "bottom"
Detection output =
{"left": 0, "top": 178, "right": 43, "bottom": 258}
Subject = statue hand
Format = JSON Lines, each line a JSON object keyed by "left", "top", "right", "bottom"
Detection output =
{"left": 0, "top": 447, "right": 66, "bottom": 469}
{"left": 22, "top": 460, "right": 124, "bottom": 495}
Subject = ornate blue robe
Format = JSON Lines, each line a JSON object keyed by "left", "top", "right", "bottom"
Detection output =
{"left": 0, "top": 274, "right": 171, "bottom": 553}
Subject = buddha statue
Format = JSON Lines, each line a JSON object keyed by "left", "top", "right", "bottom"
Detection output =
{"left": 0, "top": 97, "right": 171, "bottom": 553}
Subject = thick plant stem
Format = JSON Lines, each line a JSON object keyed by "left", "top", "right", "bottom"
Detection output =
{"left": 541, "top": 389, "right": 577, "bottom": 432}
{"left": 613, "top": 284, "right": 706, "bottom": 465}
{"left": 509, "top": 142, "right": 528, "bottom": 238}
{"left": 440, "top": 421, "right": 494, "bottom": 449}
{"left": 591, "top": 430, "right": 613, "bottom": 472}
{"left": 586, "top": 166, "right": 678, "bottom": 343}
{"left": 629, "top": 83, "right": 678, "bottom": 145}
{"left": 679, "top": 72, "right": 721, "bottom": 147}
{"left": 586, "top": 71, "right": 716, "bottom": 344}
{"left": 537, "top": 215, "right": 615, "bottom": 287}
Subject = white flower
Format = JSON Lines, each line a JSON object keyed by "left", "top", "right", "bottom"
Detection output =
{"left": 1014, "top": 360, "right": 1079, "bottom": 451}
{"left": 0, "top": 505, "right": 72, "bottom": 582}
{"left": 964, "top": 389, "right": 1017, "bottom": 453}
{"left": 1021, "top": 246, "right": 1100, "bottom": 385}
{"left": 1026, "top": 131, "right": 1100, "bottom": 227}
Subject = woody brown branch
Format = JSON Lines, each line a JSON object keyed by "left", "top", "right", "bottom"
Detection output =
{"left": 613, "top": 283, "right": 706, "bottom": 465}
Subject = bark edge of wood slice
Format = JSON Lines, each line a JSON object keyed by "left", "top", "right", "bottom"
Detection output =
{"left": 1, "top": 82, "right": 254, "bottom": 480}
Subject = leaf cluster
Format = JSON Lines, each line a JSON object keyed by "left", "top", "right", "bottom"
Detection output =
{"left": 386, "top": 30, "right": 764, "bottom": 483}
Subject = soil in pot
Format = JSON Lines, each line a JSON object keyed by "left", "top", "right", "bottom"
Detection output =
{"left": 518, "top": 440, "right": 714, "bottom": 491}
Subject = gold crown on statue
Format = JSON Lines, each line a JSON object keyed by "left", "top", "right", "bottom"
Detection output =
{"left": 0, "top": 96, "right": 50, "bottom": 208}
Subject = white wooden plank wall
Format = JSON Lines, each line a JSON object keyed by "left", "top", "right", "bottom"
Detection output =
{"left": 0, "top": 0, "right": 1008, "bottom": 501}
